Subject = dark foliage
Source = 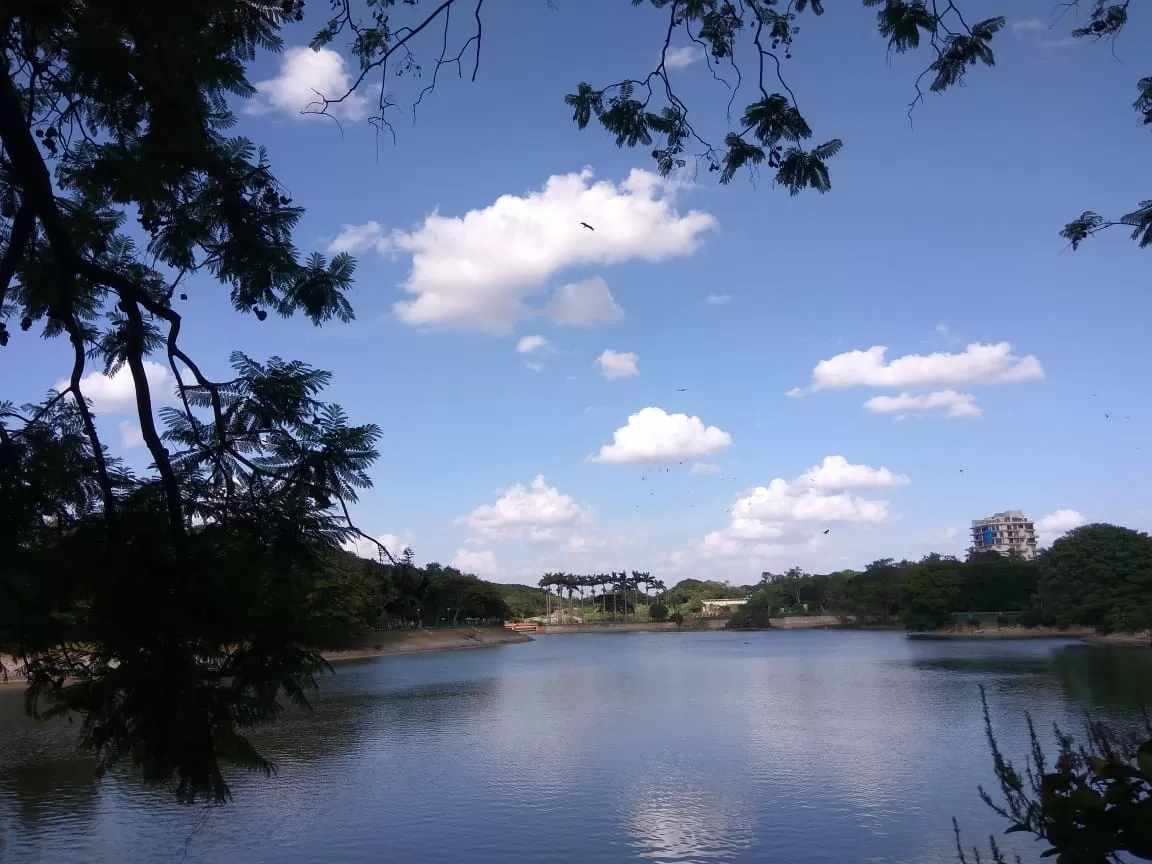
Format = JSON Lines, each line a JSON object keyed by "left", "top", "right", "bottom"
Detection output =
{"left": 957, "top": 687, "right": 1152, "bottom": 864}
{"left": 1038, "top": 524, "right": 1152, "bottom": 636}
{"left": 0, "top": 1, "right": 389, "bottom": 804}
{"left": 734, "top": 529, "right": 1151, "bottom": 636}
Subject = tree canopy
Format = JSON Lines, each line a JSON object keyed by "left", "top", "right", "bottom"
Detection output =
{"left": 0, "top": 0, "right": 394, "bottom": 805}
{"left": 1038, "top": 524, "right": 1152, "bottom": 634}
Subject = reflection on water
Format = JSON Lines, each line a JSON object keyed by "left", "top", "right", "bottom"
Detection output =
{"left": 628, "top": 763, "right": 756, "bottom": 862}
{"left": 0, "top": 633, "right": 1149, "bottom": 864}
{"left": 1051, "top": 645, "right": 1152, "bottom": 713}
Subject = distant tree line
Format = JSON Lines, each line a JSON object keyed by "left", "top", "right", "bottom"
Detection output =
{"left": 729, "top": 524, "right": 1152, "bottom": 639}
{"left": 0, "top": 545, "right": 514, "bottom": 666}
{"left": 536, "top": 571, "right": 668, "bottom": 621}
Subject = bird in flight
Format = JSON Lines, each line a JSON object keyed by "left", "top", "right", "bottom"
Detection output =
{"left": 580, "top": 222, "right": 594, "bottom": 231}
{"left": 822, "top": 529, "right": 831, "bottom": 535}
{"left": 675, "top": 388, "right": 687, "bottom": 392}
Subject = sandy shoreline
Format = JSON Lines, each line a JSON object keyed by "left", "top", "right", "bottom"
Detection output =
{"left": 0, "top": 629, "right": 534, "bottom": 686}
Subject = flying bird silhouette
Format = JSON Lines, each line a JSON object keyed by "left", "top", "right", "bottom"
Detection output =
{"left": 675, "top": 388, "right": 687, "bottom": 392}
{"left": 822, "top": 529, "right": 831, "bottom": 535}
{"left": 580, "top": 222, "right": 594, "bottom": 231}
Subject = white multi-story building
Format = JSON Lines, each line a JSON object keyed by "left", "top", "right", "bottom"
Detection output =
{"left": 970, "top": 510, "right": 1038, "bottom": 560}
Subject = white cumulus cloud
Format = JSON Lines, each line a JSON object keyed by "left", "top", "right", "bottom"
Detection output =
{"left": 1035, "top": 509, "right": 1085, "bottom": 546}
{"left": 248, "top": 46, "right": 368, "bottom": 120}
{"left": 333, "top": 168, "right": 716, "bottom": 333}
{"left": 810, "top": 342, "right": 1044, "bottom": 392}
{"left": 56, "top": 360, "right": 175, "bottom": 414}
{"left": 451, "top": 548, "right": 502, "bottom": 578}
{"left": 596, "top": 349, "right": 639, "bottom": 379}
{"left": 864, "top": 390, "right": 983, "bottom": 419}
{"left": 545, "top": 276, "right": 625, "bottom": 326}
{"left": 591, "top": 407, "right": 732, "bottom": 464}
{"left": 461, "top": 475, "right": 591, "bottom": 540}
{"left": 685, "top": 457, "right": 907, "bottom": 561}
{"left": 797, "top": 455, "right": 909, "bottom": 489}
{"left": 516, "top": 335, "right": 550, "bottom": 354}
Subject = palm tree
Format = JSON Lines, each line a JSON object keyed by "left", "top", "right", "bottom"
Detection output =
{"left": 632, "top": 570, "right": 651, "bottom": 618}
{"left": 537, "top": 573, "right": 551, "bottom": 620}
{"left": 563, "top": 573, "right": 577, "bottom": 624}
{"left": 556, "top": 575, "right": 568, "bottom": 623}
{"left": 616, "top": 570, "right": 632, "bottom": 621}
{"left": 593, "top": 573, "right": 608, "bottom": 620}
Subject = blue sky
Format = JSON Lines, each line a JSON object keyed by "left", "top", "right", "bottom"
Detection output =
{"left": 7, "top": 0, "right": 1151, "bottom": 583}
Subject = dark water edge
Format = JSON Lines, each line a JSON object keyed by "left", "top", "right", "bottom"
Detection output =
{"left": 1, "top": 631, "right": 1149, "bottom": 864}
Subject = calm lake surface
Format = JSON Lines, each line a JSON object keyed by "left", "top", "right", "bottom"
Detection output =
{"left": 2, "top": 631, "right": 1150, "bottom": 864}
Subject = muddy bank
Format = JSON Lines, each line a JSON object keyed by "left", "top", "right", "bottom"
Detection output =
{"left": 0, "top": 629, "right": 534, "bottom": 685}
{"left": 323, "top": 627, "right": 534, "bottom": 662}
{"left": 537, "top": 622, "right": 693, "bottom": 635}
{"left": 769, "top": 615, "right": 842, "bottom": 629}
{"left": 537, "top": 619, "right": 739, "bottom": 634}
{"left": 1081, "top": 632, "right": 1151, "bottom": 648}
{"left": 537, "top": 616, "right": 842, "bottom": 635}
{"left": 908, "top": 626, "right": 1093, "bottom": 641}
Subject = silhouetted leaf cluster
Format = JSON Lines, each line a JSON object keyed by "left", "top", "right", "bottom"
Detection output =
{"left": 0, "top": 1, "right": 388, "bottom": 805}
{"left": 957, "top": 687, "right": 1152, "bottom": 864}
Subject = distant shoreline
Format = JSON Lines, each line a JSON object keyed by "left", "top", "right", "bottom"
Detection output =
{"left": 1081, "top": 632, "right": 1152, "bottom": 648}
{"left": 907, "top": 626, "right": 1093, "bottom": 641}
{"left": 0, "top": 628, "right": 535, "bottom": 687}
{"left": 323, "top": 627, "right": 534, "bottom": 662}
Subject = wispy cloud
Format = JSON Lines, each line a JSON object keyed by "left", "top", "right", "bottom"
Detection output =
{"left": 1010, "top": 17, "right": 1047, "bottom": 33}
{"left": 664, "top": 45, "right": 703, "bottom": 70}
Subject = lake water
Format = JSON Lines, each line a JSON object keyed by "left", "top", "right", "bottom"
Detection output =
{"left": 1, "top": 631, "right": 1150, "bottom": 864}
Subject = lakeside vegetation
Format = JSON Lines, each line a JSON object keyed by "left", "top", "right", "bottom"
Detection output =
{"left": 731, "top": 524, "right": 1152, "bottom": 641}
